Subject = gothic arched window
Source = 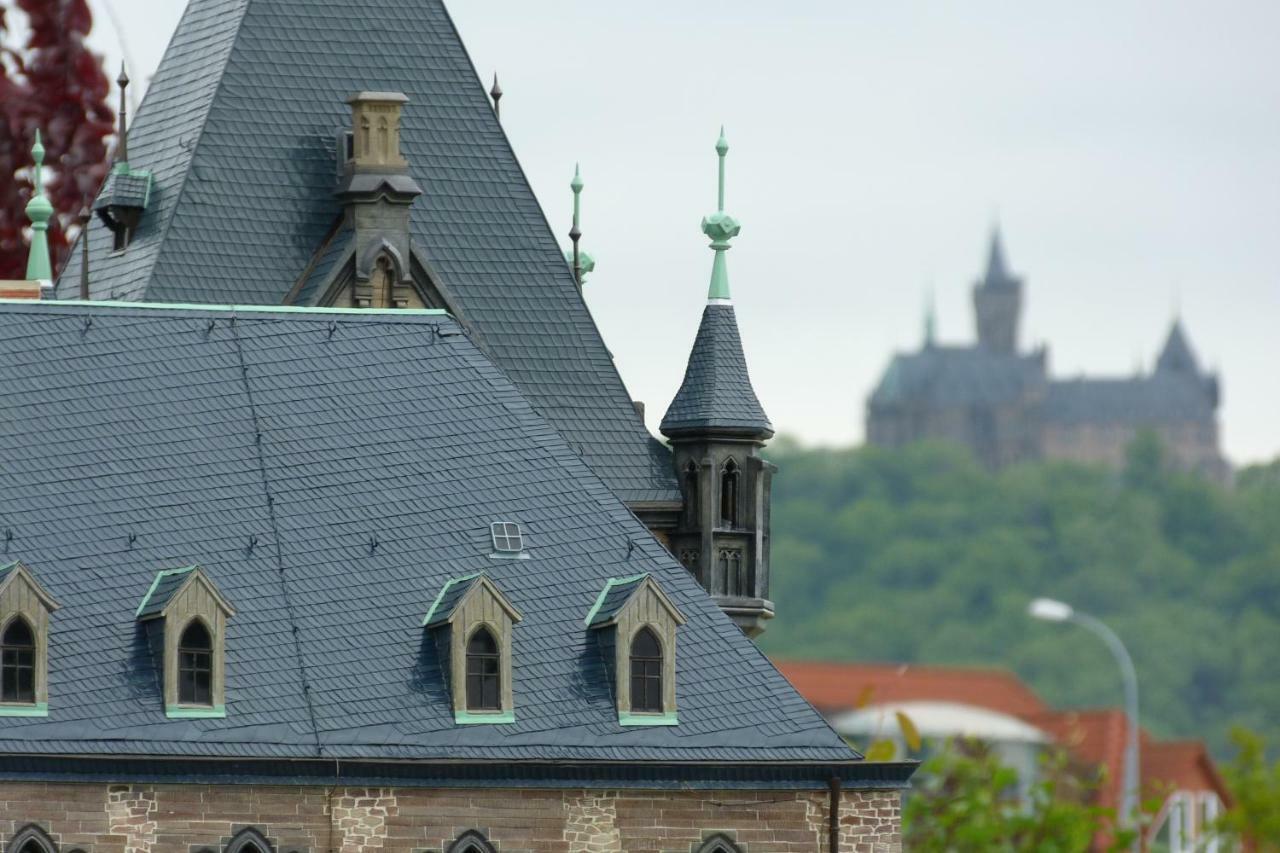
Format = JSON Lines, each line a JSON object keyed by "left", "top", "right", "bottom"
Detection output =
{"left": 682, "top": 461, "right": 700, "bottom": 524}
{"left": 223, "top": 827, "right": 273, "bottom": 853}
{"left": 629, "top": 627, "right": 663, "bottom": 713}
{"left": 445, "top": 830, "right": 496, "bottom": 853}
{"left": 696, "top": 834, "right": 744, "bottom": 853}
{"left": 719, "top": 458, "right": 740, "bottom": 528}
{"left": 1, "top": 617, "right": 36, "bottom": 704}
{"left": 465, "top": 626, "right": 501, "bottom": 711}
{"left": 178, "top": 620, "right": 213, "bottom": 706}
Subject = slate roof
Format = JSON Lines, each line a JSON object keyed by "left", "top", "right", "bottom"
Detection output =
{"left": 134, "top": 566, "right": 199, "bottom": 620}
{"left": 1155, "top": 320, "right": 1201, "bottom": 375}
{"left": 94, "top": 169, "right": 152, "bottom": 212}
{"left": 1045, "top": 374, "right": 1216, "bottom": 426}
{"left": 661, "top": 305, "right": 772, "bottom": 438}
{"left": 421, "top": 573, "right": 482, "bottom": 628}
{"left": 0, "top": 300, "right": 850, "bottom": 764}
{"left": 585, "top": 575, "right": 648, "bottom": 627}
{"left": 54, "top": 0, "right": 677, "bottom": 506}
{"left": 869, "top": 345, "right": 1047, "bottom": 408}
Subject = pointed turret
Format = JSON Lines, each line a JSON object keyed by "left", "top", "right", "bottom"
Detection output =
{"left": 660, "top": 129, "right": 774, "bottom": 638}
{"left": 973, "top": 225, "right": 1024, "bottom": 353}
{"left": 1156, "top": 319, "right": 1200, "bottom": 375}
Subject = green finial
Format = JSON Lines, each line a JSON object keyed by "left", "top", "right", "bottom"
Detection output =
{"left": 25, "top": 130, "right": 54, "bottom": 282}
{"left": 570, "top": 162, "right": 583, "bottom": 230}
{"left": 566, "top": 163, "right": 592, "bottom": 286}
{"left": 701, "top": 126, "right": 740, "bottom": 302}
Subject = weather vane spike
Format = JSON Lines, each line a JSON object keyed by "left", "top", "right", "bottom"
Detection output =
{"left": 25, "top": 130, "right": 54, "bottom": 282}
{"left": 568, "top": 163, "right": 584, "bottom": 288}
{"left": 701, "top": 126, "right": 740, "bottom": 303}
{"left": 490, "top": 73, "right": 503, "bottom": 121}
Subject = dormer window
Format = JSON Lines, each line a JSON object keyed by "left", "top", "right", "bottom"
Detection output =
{"left": 465, "top": 626, "right": 501, "bottom": 711}
{"left": 178, "top": 620, "right": 214, "bottom": 706}
{"left": 719, "top": 458, "right": 740, "bottom": 528}
{"left": 585, "top": 573, "right": 686, "bottom": 726}
{"left": 629, "top": 627, "right": 663, "bottom": 713}
{"left": 423, "top": 573, "right": 522, "bottom": 724}
{"left": 135, "top": 565, "right": 234, "bottom": 718}
{"left": 0, "top": 561, "right": 59, "bottom": 716}
{"left": 1, "top": 617, "right": 36, "bottom": 704}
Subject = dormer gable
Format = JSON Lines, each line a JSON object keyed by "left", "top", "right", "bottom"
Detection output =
{"left": 135, "top": 565, "right": 235, "bottom": 718}
{"left": 422, "top": 573, "right": 522, "bottom": 724}
{"left": 0, "top": 561, "right": 60, "bottom": 716}
{"left": 585, "top": 574, "right": 686, "bottom": 726}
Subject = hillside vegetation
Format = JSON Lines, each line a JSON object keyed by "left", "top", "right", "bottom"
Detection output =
{"left": 758, "top": 434, "right": 1280, "bottom": 756}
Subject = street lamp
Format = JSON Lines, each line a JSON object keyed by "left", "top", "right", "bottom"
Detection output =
{"left": 1029, "top": 598, "right": 1140, "bottom": 845}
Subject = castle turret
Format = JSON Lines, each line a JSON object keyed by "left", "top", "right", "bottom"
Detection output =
{"left": 660, "top": 129, "right": 775, "bottom": 637}
{"left": 973, "top": 227, "right": 1024, "bottom": 353}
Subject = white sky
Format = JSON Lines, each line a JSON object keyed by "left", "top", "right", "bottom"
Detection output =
{"left": 77, "top": 0, "right": 1280, "bottom": 464}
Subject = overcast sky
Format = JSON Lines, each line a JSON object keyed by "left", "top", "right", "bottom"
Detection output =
{"left": 79, "top": 0, "right": 1280, "bottom": 465}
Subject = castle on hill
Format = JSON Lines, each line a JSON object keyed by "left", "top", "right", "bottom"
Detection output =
{"left": 866, "top": 230, "right": 1228, "bottom": 480}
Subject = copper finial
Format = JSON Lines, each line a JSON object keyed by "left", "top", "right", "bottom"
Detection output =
{"left": 116, "top": 63, "right": 130, "bottom": 165}
{"left": 78, "top": 206, "right": 91, "bottom": 300}
{"left": 490, "top": 73, "right": 503, "bottom": 121}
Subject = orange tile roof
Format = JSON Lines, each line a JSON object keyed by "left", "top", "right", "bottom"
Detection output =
{"left": 774, "top": 659, "right": 1051, "bottom": 718}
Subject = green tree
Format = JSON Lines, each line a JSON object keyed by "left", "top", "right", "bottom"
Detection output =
{"left": 1215, "top": 727, "right": 1280, "bottom": 850}
{"left": 903, "top": 739, "right": 1135, "bottom": 852}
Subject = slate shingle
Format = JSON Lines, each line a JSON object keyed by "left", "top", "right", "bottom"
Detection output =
{"left": 660, "top": 305, "right": 772, "bottom": 438}
{"left": 0, "top": 300, "right": 853, "bottom": 764}
{"left": 54, "top": 0, "right": 677, "bottom": 506}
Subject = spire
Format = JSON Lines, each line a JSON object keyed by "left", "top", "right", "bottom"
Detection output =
{"left": 490, "top": 73, "right": 502, "bottom": 121}
{"left": 78, "top": 206, "right": 91, "bottom": 300}
{"left": 660, "top": 128, "right": 770, "bottom": 440}
{"left": 565, "top": 163, "right": 593, "bottom": 288}
{"left": 115, "top": 64, "right": 130, "bottom": 170}
{"left": 924, "top": 288, "right": 937, "bottom": 347}
{"left": 702, "top": 126, "right": 740, "bottom": 303}
{"left": 24, "top": 131, "right": 54, "bottom": 282}
{"left": 1156, "top": 318, "right": 1200, "bottom": 375}
{"left": 984, "top": 225, "right": 1012, "bottom": 285}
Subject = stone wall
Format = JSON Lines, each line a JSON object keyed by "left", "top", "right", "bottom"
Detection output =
{"left": 0, "top": 783, "right": 901, "bottom": 853}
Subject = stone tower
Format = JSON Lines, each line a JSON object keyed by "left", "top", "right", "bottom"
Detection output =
{"left": 973, "top": 227, "right": 1024, "bottom": 353}
{"left": 660, "top": 130, "right": 775, "bottom": 637}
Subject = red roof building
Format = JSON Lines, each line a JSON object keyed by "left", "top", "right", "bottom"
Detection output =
{"left": 776, "top": 660, "right": 1233, "bottom": 851}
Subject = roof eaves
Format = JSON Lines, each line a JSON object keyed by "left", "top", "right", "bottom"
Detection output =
{"left": 421, "top": 572, "right": 482, "bottom": 627}
{"left": 584, "top": 573, "right": 649, "bottom": 627}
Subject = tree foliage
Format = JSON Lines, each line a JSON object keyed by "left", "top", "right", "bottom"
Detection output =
{"left": 903, "top": 739, "right": 1136, "bottom": 853}
{"left": 1215, "top": 727, "right": 1280, "bottom": 850}
{"left": 759, "top": 437, "right": 1280, "bottom": 756}
{"left": 0, "top": 0, "right": 113, "bottom": 278}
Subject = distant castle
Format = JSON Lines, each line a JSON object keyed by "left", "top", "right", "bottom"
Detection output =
{"left": 866, "top": 229, "right": 1228, "bottom": 480}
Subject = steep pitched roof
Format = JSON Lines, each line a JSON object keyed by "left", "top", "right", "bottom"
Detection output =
{"left": 869, "top": 345, "right": 1047, "bottom": 408}
{"left": 0, "top": 300, "right": 846, "bottom": 764}
{"left": 54, "top": 0, "right": 676, "bottom": 505}
{"left": 981, "top": 227, "right": 1019, "bottom": 290}
{"left": 660, "top": 304, "right": 772, "bottom": 438}
{"left": 1045, "top": 373, "right": 1216, "bottom": 425}
{"left": 1155, "top": 319, "right": 1201, "bottom": 375}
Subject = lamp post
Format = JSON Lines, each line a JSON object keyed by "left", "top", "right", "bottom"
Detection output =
{"left": 1029, "top": 598, "right": 1140, "bottom": 846}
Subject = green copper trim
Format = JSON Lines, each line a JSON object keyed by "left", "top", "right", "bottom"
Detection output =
{"left": 454, "top": 708, "right": 515, "bottom": 725}
{"left": 570, "top": 163, "right": 583, "bottom": 231}
{"left": 135, "top": 565, "right": 198, "bottom": 617}
{"left": 700, "top": 127, "right": 740, "bottom": 303}
{"left": 25, "top": 130, "right": 54, "bottom": 282}
{"left": 421, "top": 572, "right": 482, "bottom": 626}
{"left": 166, "top": 704, "right": 226, "bottom": 719}
{"left": 583, "top": 573, "right": 649, "bottom": 627}
{"left": 0, "top": 702, "right": 48, "bottom": 717}
{"left": 0, "top": 300, "right": 451, "bottom": 318}
{"left": 619, "top": 710, "right": 678, "bottom": 727}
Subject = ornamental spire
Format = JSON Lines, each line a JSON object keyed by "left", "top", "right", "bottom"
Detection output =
{"left": 25, "top": 131, "right": 54, "bottom": 282}
{"left": 701, "top": 126, "right": 740, "bottom": 303}
{"left": 564, "top": 163, "right": 595, "bottom": 287}
{"left": 115, "top": 64, "right": 130, "bottom": 170}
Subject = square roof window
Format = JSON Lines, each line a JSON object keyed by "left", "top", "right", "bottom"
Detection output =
{"left": 490, "top": 522, "right": 523, "bottom": 554}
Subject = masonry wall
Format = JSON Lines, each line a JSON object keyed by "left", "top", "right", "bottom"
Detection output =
{"left": 0, "top": 783, "right": 901, "bottom": 853}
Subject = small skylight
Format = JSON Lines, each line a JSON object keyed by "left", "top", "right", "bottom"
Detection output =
{"left": 490, "top": 522, "right": 523, "bottom": 554}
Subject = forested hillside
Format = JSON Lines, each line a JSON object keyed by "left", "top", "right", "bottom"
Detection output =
{"left": 758, "top": 435, "right": 1280, "bottom": 756}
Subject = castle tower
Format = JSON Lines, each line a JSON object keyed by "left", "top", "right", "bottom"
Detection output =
{"left": 660, "top": 129, "right": 775, "bottom": 637}
{"left": 973, "top": 227, "right": 1024, "bottom": 353}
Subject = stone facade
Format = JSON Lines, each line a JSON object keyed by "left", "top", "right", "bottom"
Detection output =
{"left": 0, "top": 784, "right": 901, "bottom": 853}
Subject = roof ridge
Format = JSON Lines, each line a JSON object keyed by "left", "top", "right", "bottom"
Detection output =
{"left": 0, "top": 299, "right": 451, "bottom": 320}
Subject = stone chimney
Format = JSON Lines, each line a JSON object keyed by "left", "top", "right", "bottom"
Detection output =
{"left": 336, "top": 92, "right": 422, "bottom": 308}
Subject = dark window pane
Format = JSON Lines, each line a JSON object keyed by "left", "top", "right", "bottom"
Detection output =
{"left": 178, "top": 621, "right": 214, "bottom": 706}
{"left": 465, "top": 627, "right": 501, "bottom": 711}
{"left": 629, "top": 628, "right": 664, "bottom": 713}
{"left": 1, "top": 618, "right": 36, "bottom": 704}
